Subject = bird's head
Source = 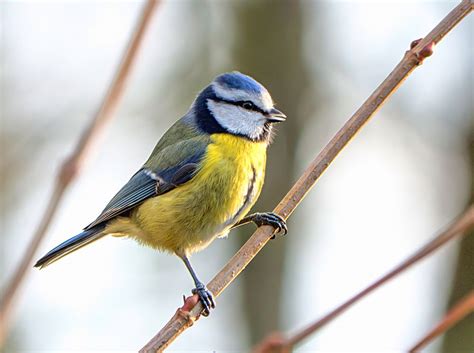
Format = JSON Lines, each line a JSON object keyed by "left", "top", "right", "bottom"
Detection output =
{"left": 193, "top": 71, "right": 286, "bottom": 142}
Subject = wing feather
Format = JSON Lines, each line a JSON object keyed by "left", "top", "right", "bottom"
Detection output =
{"left": 84, "top": 130, "right": 209, "bottom": 230}
{"left": 84, "top": 170, "right": 157, "bottom": 229}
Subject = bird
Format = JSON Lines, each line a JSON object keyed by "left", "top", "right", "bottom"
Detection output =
{"left": 35, "top": 71, "right": 288, "bottom": 314}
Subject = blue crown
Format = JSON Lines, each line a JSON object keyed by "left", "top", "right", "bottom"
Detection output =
{"left": 214, "top": 71, "right": 264, "bottom": 94}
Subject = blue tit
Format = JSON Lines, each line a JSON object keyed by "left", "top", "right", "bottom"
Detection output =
{"left": 35, "top": 71, "right": 288, "bottom": 314}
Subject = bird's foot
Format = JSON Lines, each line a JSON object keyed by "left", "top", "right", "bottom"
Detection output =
{"left": 252, "top": 212, "right": 288, "bottom": 238}
{"left": 192, "top": 282, "right": 215, "bottom": 316}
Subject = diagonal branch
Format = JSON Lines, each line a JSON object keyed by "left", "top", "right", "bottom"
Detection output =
{"left": 0, "top": 0, "right": 160, "bottom": 345}
{"left": 140, "top": 1, "right": 473, "bottom": 351}
{"left": 408, "top": 290, "right": 474, "bottom": 352}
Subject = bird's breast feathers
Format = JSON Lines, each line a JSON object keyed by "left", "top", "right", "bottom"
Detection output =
{"left": 131, "top": 133, "right": 267, "bottom": 253}
{"left": 203, "top": 133, "right": 267, "bottom": 230}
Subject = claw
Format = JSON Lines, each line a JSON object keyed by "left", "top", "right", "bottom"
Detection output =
{"left": 192, "top": 282, "right": 215, "bottom": 316}
{"left": 253, "top": 212, "right": 288, "bottom": 237}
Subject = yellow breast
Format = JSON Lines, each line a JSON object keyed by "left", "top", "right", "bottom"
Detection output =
{"left": 131, "top": 133, "right": 267, "bottom": 255}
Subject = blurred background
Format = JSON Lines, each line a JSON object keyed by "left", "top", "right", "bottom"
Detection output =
{"left": 1, "top": 1, "right": 472, "bottom": 352}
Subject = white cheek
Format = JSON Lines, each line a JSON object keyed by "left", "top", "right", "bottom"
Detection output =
{"left": 207, "top": 100, "right": 266, "bottom": 140}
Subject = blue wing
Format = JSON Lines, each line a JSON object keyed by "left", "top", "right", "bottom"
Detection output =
{"left": 84, "top": 169, "right": 157, "bottom": 229}
{"left": 85, "top": 129, "right": 209, "bottom": 230}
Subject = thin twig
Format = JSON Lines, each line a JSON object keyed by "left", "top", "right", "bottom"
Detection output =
{"left": 252, "top": 207, "right": 474, "bottom": 351}
{"left": 252, "top": 333, "right": 290, "bottom": 353}
{"left": 140, "top": 1, "right": 473, "bottom": 351}
{"left": 0, "top": 0, "right": 160, "bottom": 345}
{"left": 284, "top": 206, "right": 474, "bottom": 348}
{"left": 409, "top": 290, "right": 474, "bottom": 352}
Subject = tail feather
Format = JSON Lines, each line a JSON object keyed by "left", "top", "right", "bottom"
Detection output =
{"left": 34, "top": 225, "right": 106, "bottom": 269}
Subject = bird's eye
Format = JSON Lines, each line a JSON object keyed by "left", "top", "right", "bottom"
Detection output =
{"left": 242, "top": 101, "right": 254, "bottom": 110}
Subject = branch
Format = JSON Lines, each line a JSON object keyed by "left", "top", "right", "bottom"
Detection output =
{"left": 0, "top": 0, "right": 160, "bottom": 345}
{"left": 408, "top": 290, "right": 474, "bottom": 352}
{"left": 140, "top": 1, "right": 473, "bottom": 351}
{"left": 283, "top": 206, "right": 474, "bottom": 348}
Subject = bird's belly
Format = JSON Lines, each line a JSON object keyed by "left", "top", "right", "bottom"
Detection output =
{"left": 132, "top": 134, "right": 267, "bottom": 254}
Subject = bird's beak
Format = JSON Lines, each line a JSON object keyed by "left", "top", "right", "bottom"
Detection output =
{"left": 266, "top": 108, "right": 287, "bottom": 123}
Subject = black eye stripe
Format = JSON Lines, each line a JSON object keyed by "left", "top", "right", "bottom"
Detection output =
{"left": 213, "top": 98, "right": 266, "bottom": 114}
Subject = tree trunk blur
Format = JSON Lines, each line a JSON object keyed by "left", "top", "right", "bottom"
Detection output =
{"left": 230, "top": 0, "right": 313, "bottom": 344}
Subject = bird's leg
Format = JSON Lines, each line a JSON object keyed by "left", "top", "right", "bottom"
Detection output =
{"left": 178, "top": 254, "right": 215, "bottom": 316}
{"left": 231, "top": 212, "right": 288, "bottom": 239}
